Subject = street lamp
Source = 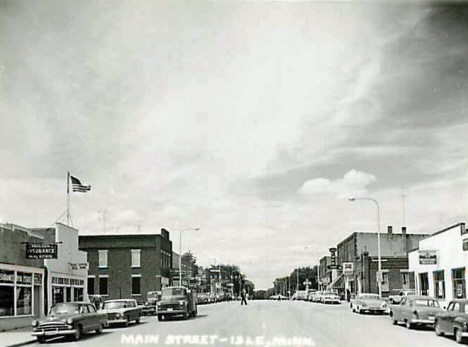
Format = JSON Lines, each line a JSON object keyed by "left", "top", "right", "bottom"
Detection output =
{"left": 179, "top": 227, "right": 200, "bottom": 287}
{"left": 348, "top": 197, "right": 382, "bottom": 297}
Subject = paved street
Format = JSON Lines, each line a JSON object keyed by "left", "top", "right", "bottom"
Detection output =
{"left": 26, "top": 301, "right": 457, "bottom": 347}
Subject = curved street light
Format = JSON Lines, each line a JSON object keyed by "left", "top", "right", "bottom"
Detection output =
{"left": 348, "top": 197, "right": 382, "bottom": 297}
{"left": 179, "top": 227, "right": 200, "bottom": 287}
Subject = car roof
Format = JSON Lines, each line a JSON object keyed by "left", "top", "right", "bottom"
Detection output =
{"left": 104, "top": 299, "right": 135, "bottom": 302}
{"left": 449, "top": 299, "right": 468, "bottom": 303}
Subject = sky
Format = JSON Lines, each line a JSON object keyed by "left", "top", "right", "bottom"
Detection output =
{"left": 1, "top": 1, "right": 467, "bottom": 289}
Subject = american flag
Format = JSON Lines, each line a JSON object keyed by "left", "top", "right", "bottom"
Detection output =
{"left": 70, "top": 175, "right": 91, "bottom": 193}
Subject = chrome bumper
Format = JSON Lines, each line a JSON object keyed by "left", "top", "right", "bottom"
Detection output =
{"left": 32, "top": 329, "right": 77, "bottom": 336}
{"left": 412, "top": 318, "right": 435, "bottom": 325}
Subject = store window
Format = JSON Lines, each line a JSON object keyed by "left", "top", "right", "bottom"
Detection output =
{"left": 88, "top": 277, "right": 95, "bottom": 295}
{"left": 419, "top": 273, "right": 429, "bottom": 296}
{"left": 131, "top": 249, "right": 141, "bottom": 268}
{"left": 99, "top": 277, "right": 108, "bottom": 295}
{"left": 98, "top": 250, "right": 108, "bottom": 268}
{"left": 433, "top": 270, "right": 445, "bottom": 299}
{"left": 132, "top": 276, "right": 141, "bottom": 295}
{"left": 16, "top": 287, "right": 32, "bottom": 315}
{"left": 452, "top": 268, "right": 466, "bottom": 299}
{"left": 0, "top": 286, "right": 14, "bottom": 317}
{"left": 52, "top": 287, "right": 64, "bottom": 306}
{"left": 74, "top": 287, "right": 84, "bottom": 301}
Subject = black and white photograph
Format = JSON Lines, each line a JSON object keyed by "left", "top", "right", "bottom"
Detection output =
{"left": 1, "top": 1, "right": 467, "bottom": 346}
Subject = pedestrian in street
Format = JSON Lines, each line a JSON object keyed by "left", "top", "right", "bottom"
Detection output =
{"left": 241, "top": 288, "right": 248, "bottom": 305}
{"left": 346, "top": 289, "right": 351, "bottom": 303}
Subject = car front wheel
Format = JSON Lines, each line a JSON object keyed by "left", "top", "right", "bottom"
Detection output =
{"left": 37, "top": 336, "right": 46, "bottom": 344}
{"left": 96, "top": 324, "right": 103, "bottom": 334}
{"left": 405, "top": 320, "right": 413, "bottom": 329}
{"left": 71, "top": 325, "right": 82, "bottom": 341}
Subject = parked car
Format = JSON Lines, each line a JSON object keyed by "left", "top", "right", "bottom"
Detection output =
{"left": 388, "top": 290, "right": 416, "bottom": 305}
{"left": 350, "top": 293, "right": 387, "bottom": 314}
{"left": 100, "top": 299, "right": 142, "bottom": 327}
{"left": 435, "top": 299, "right": 468, "bottom": 344}
{"left": 313, "top": 291, "right": 324, "bottom": 303}
{"left": 197, "top": 292, "right": 210, "bottom": 305}
{"left": 390, "top": 295, "right": 443, "bottom": 329}
{"left": 142, "top": 291, "right": 161, "bottom": 316}
{"left": 157, "top": 286, "right": 197, "bottom": 321}
{"left": 306, "top": 290, "right": 317, "bottom": 302}
{"left": 31, "top": 302, "right": 107, "bottom": 343}
{"left": 322, "top": 291, "right": 341, "bottom": 304}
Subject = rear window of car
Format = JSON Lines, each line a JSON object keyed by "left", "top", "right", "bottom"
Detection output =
{"left": 412, "top": 299, "right": 439, "bottom": 307}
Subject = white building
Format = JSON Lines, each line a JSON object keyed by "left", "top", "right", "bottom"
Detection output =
{"left": 409, "top": 222, "right": 467, "bottom": 307}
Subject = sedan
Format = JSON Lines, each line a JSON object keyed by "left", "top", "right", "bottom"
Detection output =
{"left": 351, "top": 293, "right": 388, "bottom": 314}
{"left": 391, "top": 296, "right": 443, "bottom": 329}
{"left": 435, "top": 299, "right": 468, "bottom": 344}
{"left": 322, "top": 291, "right": 341, "bottom": 304}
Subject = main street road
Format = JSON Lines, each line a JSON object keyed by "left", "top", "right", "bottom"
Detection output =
{"left": 32, "top": 301, "right": 456, "bottom": 347}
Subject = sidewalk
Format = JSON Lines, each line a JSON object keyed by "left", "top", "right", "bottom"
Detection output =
{"left": 0, "top": 326, "right": 35, "bottom": 347}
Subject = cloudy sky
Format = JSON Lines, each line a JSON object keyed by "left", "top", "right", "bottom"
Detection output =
{"left": 1, "top": 1, "right": 467, "bottom": 289}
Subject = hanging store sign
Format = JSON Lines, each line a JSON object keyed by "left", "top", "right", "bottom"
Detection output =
{"left": 26, "top": 243, "right": 58, "bottom": 259}
{"left": 419, "top": 250, "right": 437, "bottom": 265}
{"left": 343, "top": 262, "right": 354, "bottom": 275}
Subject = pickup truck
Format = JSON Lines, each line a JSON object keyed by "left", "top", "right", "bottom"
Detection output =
{"left": 157, "top": 286, "right": 197, "bottom": 321}
{"left": 142, "top": 291, "right": 161, "bottom": 316}
{"left": 99, "top": 299, "right": 142, "bottom": 327}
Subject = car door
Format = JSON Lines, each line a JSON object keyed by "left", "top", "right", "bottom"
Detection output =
{"left": 438, "top": 302, "right": 453, "bottom": 333}
{"left": 394, "top": 297, "right": 406, "bottom": 321}
{"left": 87, "top": 303, "right": 100, "bottom": 330}
{"left": 447, "top": 302, "right": 461, "bottom": 333}
{"left": 401, "top": 298, "right": 411, "bottom": 321}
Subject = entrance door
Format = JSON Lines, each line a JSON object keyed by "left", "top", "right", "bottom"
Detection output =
{"left": 419, "top": 273, "right": 429, "bottom": 295}
{"left": 34, "top": 285, "right": 41, "bottom": 317}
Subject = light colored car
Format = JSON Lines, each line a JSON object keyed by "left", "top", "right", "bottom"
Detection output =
{"left": 306, "top": 290, "right": 317, "bottom": 302}
{"left": 390, "top": 295, "right": 443, "bottom": 329}
{"left": 313, "top": 291, "right": 324, "bottom": 303}
{"left": 388, "top": 290, "right": 416, "bottom": 305}
{"left": 322, "top": 291, "right": 340, "bottom": 304}
{"left": 351, "top": 293, "right": 388, "bottom": 314}
{"left": 100, "top": 299, "right": 142, "bottom": 327}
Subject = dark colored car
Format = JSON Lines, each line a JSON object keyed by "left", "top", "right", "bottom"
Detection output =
{"left": 390, "top": 295, "right": 443, "bottom": 329}
{"left": 435, "top": 299, "right": 468, "bottom": 344}
{"left": 157, "top": 286, "right": 197, "bottom": 321}
{"left": 31, "top": 302, "right": 107, "bottom": 343}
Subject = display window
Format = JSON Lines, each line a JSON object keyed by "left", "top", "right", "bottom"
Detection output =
{"left": 0, "top": 286, "right": 14, "bottom": 317}
{"left": 16, "top": 287, "right": 32, "bottom": 315}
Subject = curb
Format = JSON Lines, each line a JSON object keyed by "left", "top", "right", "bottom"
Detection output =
{"left": 4, "top": 339, "right": 36, "bottom": 347}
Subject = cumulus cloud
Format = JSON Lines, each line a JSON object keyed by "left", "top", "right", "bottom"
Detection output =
{"left": 298, "top": 170, "right": 376, "bottom": 198}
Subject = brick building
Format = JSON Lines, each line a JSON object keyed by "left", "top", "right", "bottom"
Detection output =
{"left": 335, "top": 226, "right": 429, "bottom": 298}
{"left": 78, "top": 229, "right": 172, "bottom": 303}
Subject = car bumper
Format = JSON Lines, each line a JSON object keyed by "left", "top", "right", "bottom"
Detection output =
{"left": 158, "top": 309, "right": 185, "bottom": 315}
{"left": 362, "top": 308, "right": 386, "bottom": 312}
{"left": 105, "top": 319, "right": 129, "bottom": 325}
{"left": 32, "top": 329, "right": 77, "bottom": 336}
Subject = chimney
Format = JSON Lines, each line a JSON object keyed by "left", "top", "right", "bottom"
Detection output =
{"left": 387, "top": 225, "right": 393, "bottom": 235}
{"left": 402, "top": 226, "right": 407, "bottom": 236}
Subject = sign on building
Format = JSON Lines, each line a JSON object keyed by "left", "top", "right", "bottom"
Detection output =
{"left": 26, "top": 243, "right": 58, "bottom": 259}
{"left": 329, "top": 247, "right": 337, "bottom": 265}
{"left": 343, "top": 262, "right": 353, "bottom": 275}
{"left": 419, "top": 250, "right": 437, "bottom": 265}
{"left": 68, "top": 263, "right": 89, "bottom": 270}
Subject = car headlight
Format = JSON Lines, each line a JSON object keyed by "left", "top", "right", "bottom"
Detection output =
{"left": 361, "top": 303, "right": 367, "bottom": 307}
{"left": 32, "top": 320, "right": 38, "bottom": 327}
{"left": 66, "top": 317, "right": 73, "bottom": 325}
{"left": 382, "top": 303, "right": 387, "bottom": 308}
{"left": 116, "top": 313, "right": 121, "bottom": 318}
{"left": 179, "top": 301, "right": 186, "bottom": 306}
{"left": 463, "top": 321, "right": 468, "bottom": 331}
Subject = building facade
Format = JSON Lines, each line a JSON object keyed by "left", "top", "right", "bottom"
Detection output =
{"left": 0, "top": 223, "right": 45, "bottom": 331}
{"left": 336, "top": 227, "right": 428, "bottom": 298}
{"left": 79, "top": 229, "right": 172, "bottom": 303}
{"left": 409, "top": 222, "right": 467, "bottom": 307}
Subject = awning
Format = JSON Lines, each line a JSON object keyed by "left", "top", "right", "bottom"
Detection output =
{"left": 327, "top": 274, "right": 344, "bottom": 290}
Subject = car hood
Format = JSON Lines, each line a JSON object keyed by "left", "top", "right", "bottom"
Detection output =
{"left": 362, "top": 299, "right": 385, "bottom": 305}
{"left": 39, "top": 313, "right": 80, "bottom": 324}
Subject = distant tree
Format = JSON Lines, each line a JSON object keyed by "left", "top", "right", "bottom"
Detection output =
{"left": 182, "top": 251, "right": 197, "bottom": 264}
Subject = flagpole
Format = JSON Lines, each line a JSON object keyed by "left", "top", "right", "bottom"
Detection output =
{"left": 67, "top": 172, "right": 70, "bottom": 225}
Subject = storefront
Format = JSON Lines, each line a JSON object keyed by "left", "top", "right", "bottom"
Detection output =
{"left": 0, "top": 263, "right": 44, "bottom": 331}
{"left": 409, "top": 222, "right": 467, "bottom": 307}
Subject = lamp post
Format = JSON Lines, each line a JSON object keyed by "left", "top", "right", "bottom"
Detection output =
{"left": 179, "top": 227, "right": 200, "bottom": 287}
{"left": 348, "top": 197, "right": 382, "bottom": 297}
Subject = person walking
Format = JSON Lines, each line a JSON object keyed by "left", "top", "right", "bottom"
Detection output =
{"left": 241, "top": 288, "right": 248, "bottom": 305}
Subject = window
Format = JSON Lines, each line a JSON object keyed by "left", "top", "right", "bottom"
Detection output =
{"left": 433, "top": 270, "right": 445, "bottom": 299}
{"left": 98, "top": 250, "right": 108, "bottom": 268}
{"left": 74, "top": 287, "right": 83, "bottom": 301}
{"left": 87, "top": 277, "right": 95, "bottom": 295}
{"left": 131, "top": 250, "right": 141, "bottom": 268}
{"left": 87, "top": 304, "right": 96, "bottom": 313}
{"left": 452, "top": 268, "right": 466, "bottom": 299}
{"left": 99, "top": 277, "right": 108, "bottom": 295}
{"left": 401, "top": 271, "right": 410, "bottom": 290}
{"left": 132, "top": 276, "right": 141, "bottom": 295}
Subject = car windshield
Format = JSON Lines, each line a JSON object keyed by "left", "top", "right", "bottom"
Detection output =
{"left": 50, "top": 303, "right": 80, "bottom": 315}
{"left": 102, "top": 301, "right": 130, "bottom": 309}
{"left": 360, "top": 294, "right": 381, "bottom": 300}
{"left": 412, "top": 299, "right": 440, "bottom": 307}
{"left": 162, "top": 288, "right": 186, "bottom": 298}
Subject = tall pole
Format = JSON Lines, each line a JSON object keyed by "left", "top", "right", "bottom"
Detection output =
{"left": 179, "top": 227, "right": 200, "bottom": 287}
{"left": 67, "top": 172, "right": 70, "bottom": 225}
{"left": 349, "top": 197, "right": 382, "bottom": 297}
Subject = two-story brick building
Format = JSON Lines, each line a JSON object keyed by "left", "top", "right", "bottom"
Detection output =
{"left": 335, "top": 226, "right": 429, "bottom": 298}
{"left": 79, "top": 229, "right": 172, "bottom": 303}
